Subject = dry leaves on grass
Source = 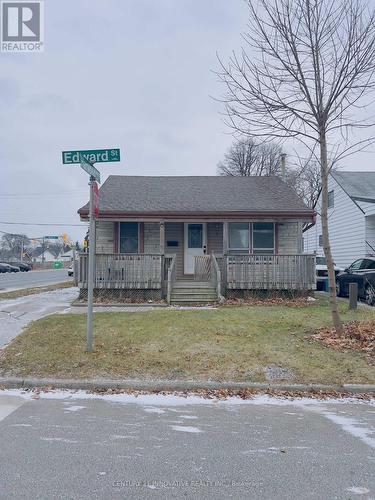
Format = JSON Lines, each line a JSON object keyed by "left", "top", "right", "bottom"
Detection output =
{"left": 224, "top": 297, "right": 315, "bottom": 308}
{"left": 313, "top": 321, "right": 375, "bottom": 360}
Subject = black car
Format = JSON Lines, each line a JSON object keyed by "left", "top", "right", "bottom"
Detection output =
{"left": 8, "top": 261, "right": 31, "bottom": 272}
{"left": 336, "top": 257, "right": 375, "bottom": 305}
{"left": 0, "top": 262, "right": 20, "bottom": 273}
{"left": 0, "top": 263, "right": 10, "bottom": 273}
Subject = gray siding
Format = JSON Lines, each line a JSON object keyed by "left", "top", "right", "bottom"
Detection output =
{"left": 278, "top": 222, "right": 299, "bottom": 254}
{"left": 207, "top": 223, "right": 223, "bottom": 255}
{"left": 144, "top": 223, "right": 160, "bottom": 253}
{"left": 165, "top": 222, "right": 184, "bottom": 277}
{"left": 96, "top": 221, "right": 115, "bottom": 253}
{"left": 304, "top": 176, "right": 365, "bottom": 268}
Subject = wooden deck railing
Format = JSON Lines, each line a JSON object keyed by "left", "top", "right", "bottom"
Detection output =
{"left": 194, "top": 255, "right": 212, "bottom": 281}
{"left": 225, "top": 254, "right": 316, "bottom": 290}
{"left": 79, "top": 253, "right": 163, "bottom": 289}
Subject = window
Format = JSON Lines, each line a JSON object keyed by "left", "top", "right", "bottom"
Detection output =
{"left": 319, "top": 235, "right": 323, "bottom": 247}
{"left": 328, "top": 190, "right": 334, "bottom": 208}
{"left": 228, "top": 223, "right": 249, "bottom": 250}
{"left": 119, "top": 222, "right": 139, "bottom": 253}
{"left": 253, "top": 222, "right": 275, "bottom": 254}
{"left": 349, "top": 259, "right": 363, "bottom": 271}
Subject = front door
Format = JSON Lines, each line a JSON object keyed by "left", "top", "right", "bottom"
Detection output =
{"left": 184, "top": 223, "right": 206, "bottom": 274}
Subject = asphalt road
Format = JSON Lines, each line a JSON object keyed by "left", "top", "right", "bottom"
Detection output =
{"left": 0, "top": 391, "right": 374, "bottom": 499}
{"left": 0, "top": 269, "right": 72, "bottom": 292}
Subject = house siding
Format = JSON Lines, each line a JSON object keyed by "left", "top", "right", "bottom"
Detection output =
{"left": 96, "top": 221, "right": 115, "bottom": 253}
{"left": 144, "top": 223, "right": 160, "bottom": 253}
{"left": 207, "top": 222, "right": 223, "bottom": 255}
{"left": 304, "top": 176, "right": 365, "bottom": 268}
{"left": 165, "top": 222, "right": 184, "bottom": 277}
{"left": 278, "top": 222, "right": 300, "bottom": 254}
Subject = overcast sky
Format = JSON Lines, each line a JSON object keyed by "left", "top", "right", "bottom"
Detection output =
{"left": 1, "top": 0, "right": 375, "bottom": 245}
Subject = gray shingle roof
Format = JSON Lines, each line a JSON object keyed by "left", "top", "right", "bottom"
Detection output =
{"left": 332, "top": 171, "right": 375, "bottom": 202}
{"left": 78, "top": 175, "right": 312, "bottom": 216}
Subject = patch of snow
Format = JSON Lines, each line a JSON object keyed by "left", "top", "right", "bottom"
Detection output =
{"left": 63, "top": 405, "right": 86, "bottom": 412}
{"left": 40, "top": 437, "right": 78, "bottom": 444}
{"left": 171, "top": 425, "right": 202, "bottom": 433}
{"left": 179, "top": 415, "right": 198, "bottom": 420}
{"left": 143, "top": 407, "right": 165, "bottom": 414}
{"left": 346, "top": 487, "right": 370, "bottom": 495}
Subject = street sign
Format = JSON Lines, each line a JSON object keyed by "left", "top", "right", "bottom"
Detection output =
{"left": 80, "top": 156, "right": 101, "bottom": 183}
{"left": 62, "top": 148, "right": 120, "bottom": 164}
{"left": 93, "top": 182, "right": 99, "bottom": 218}
{"left": 44, "top": 236, "right": 59, "bottom": 239}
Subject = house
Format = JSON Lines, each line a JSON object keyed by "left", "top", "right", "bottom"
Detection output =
{"left": 78, "top": 175, "right": 316, "bottom": 303}
{"left": 304, "top": 171, "right": 375, "bottom": 269}
{"left": 31, "top": 247, "right": 58, "bottom": 263}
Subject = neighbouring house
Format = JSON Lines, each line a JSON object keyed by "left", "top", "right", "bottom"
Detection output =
{"left": 304, "top": 171, "right": 375, "bottom": 269}
{"left": 78, "top": 176, "right": 316, "bottom": 304}
{"left": 31, "top": 247, "right": 58, "bottom": 263}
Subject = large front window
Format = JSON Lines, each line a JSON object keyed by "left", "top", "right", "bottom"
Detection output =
{"left": 119, "top": 222, "right": 139, "bottom": 253}
{"left": 228, "top": 223, "right": 249, "bottom": 250}
{"left": 252, "top": 222, "right": 274, "bottom": 254}
{"left": 228, "top": 222, "right": 275, "bottom": 254}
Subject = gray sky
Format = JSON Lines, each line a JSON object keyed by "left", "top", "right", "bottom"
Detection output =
{"left": 1, "top": 0, "right": 374, "bottom": 245}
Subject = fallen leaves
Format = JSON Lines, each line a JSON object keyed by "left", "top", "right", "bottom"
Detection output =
{"left": 313, "top": 320, "right": 375, "bottom": 362}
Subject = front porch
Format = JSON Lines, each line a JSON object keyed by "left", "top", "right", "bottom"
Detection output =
{"left": 78, "top": 252, "right": 316, "bottom": 304}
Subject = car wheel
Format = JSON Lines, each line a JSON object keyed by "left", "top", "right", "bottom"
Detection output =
{"left": 336, "top": 280, "right": 343, "bottom": 297}
{"left": 365, "top": 285, "right": 375, "bottom": 306}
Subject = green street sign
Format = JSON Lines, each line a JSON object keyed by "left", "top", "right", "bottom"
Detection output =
{"left": 62, "top": 148, "right": 120, "bottom": 165}
{"left": 80, "top": 156, "right": 101, "bottom": 183}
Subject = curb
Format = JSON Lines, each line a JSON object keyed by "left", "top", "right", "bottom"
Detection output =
{"left": 0, "top": 377, "right": 374, "bottom": 394}
{"left": 71, "top": 303, "right": 168, "bottom": 308}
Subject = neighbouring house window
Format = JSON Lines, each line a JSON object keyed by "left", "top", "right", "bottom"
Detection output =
{"left": 319, "top": 234, "right": 323, "bottom": 247}
{"left": 228, "top": 223, "right": 250, "bottom": 250}
{"left": 119, "top": 222, "right": 139, "bottom": 253}
{"left": 252, "top": 222, "right": 275, "bottom": 254}
{"left": 328, "top": 190, "right": 334, "bottom": 208}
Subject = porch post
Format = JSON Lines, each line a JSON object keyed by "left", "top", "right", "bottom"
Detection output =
{"left": 159, "top": 221, "right": 165, "bottom": 255}
{"left": 223, "top": 222, "right": 228, "bottom": 254}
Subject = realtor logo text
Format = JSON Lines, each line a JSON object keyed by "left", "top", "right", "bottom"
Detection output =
{"left": 1, "top": 1, "right": 44, "bottom": 52}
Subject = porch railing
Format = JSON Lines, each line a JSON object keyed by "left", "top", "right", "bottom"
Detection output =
{"left": 211, "top": 254, "right": 222, "bottom": 300}
{"left": 166, "top": 254, "right": 177, "bottom": 305}
{"left": 194, "top": 255, "right": 212, "bottom": 281}
{"left": 79, "top": 253, "right": 163, "bottom": 289}
{"left": 225, "top": 254, "right": 316, "bottom": 290}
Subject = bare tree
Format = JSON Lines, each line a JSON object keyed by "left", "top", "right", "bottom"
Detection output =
{"left": 218, "top": 0, "right": 375, "bottom": 334}
{"left": 287, "top": 158, "right": 322, "bottom": 208}
{"left": 218, "top": 138, "right": 282, "bottom": 176}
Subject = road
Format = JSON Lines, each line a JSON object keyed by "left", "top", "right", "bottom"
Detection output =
{"left": 0, "top": 287, "right": 78, "bottom": 347}
{"left": 0, "top": 269, "right": 72, "bottom": 292}
{"left": 0, "top": 391, "right": 374, "bottom": 499}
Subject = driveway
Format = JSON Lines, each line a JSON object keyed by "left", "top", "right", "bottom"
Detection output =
{"left": 0, "top": 287, "right": 78, "bottom": 347}
{"left": 0, "top": 391, "right": 374, "bottom": 499}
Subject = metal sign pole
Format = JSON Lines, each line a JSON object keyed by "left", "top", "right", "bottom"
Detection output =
{"left": 86, "top": 175, "right": 95, "bottom": 352}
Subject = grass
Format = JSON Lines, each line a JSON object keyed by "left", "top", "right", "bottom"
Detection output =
{"left": 0, "top": 297, "right": 374, "bottom": 384}
{"left": 0, "top": 281, "right": 74, "bottom": 301}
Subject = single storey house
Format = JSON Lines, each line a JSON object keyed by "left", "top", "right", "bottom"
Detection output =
{"left": 304, "top": 171, "right": 375, "bottom": 269}
{"left": 78, "top": 176, "right": 316, "bottom": 304}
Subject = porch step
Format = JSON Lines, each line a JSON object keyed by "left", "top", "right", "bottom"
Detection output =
{"left": 170, "top": 281, "right": 218, "bottom": 305}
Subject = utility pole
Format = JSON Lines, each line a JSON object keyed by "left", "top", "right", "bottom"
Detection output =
{"left": 86, "top": 175, "right": 95, "bottom": 353}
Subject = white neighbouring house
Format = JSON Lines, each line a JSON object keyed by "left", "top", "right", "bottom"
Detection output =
{"left": 304, "top": 171, "right": 375, "bottom": 269}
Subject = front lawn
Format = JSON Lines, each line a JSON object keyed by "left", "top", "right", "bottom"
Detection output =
{"left": 0, "top": 297, "right": 374, "bottom": 384}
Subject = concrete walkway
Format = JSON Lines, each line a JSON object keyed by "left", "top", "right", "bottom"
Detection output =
{"left": 0, "top": 287, "right": 79, "bottom": 347}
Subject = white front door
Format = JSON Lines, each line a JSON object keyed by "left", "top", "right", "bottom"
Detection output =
{"left": 184, "top": 223, "right": 206, "bottom": 274}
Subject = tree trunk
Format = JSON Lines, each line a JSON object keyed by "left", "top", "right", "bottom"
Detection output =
{"left": 320, "top": 132, "right": 343, "bottom": 334}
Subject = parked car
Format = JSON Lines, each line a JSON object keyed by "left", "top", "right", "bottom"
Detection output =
{"left": 0, "top": 263, "right": 10, "bottom": 273}
{"left": 8, "top": 261, "right": 31, "bottom": 272}
{"left": 336, "top": 257, "right": 375, "bottom": 305}
{"left": 315, "top": 256, "right": 342, "bottom": 291}
{"left": 0, "top": 262, "right": 20, "bottom": 272}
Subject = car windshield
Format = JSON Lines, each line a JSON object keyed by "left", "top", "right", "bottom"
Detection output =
{"left": 316, "top": 257, "right": 326, "bottom": 265}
